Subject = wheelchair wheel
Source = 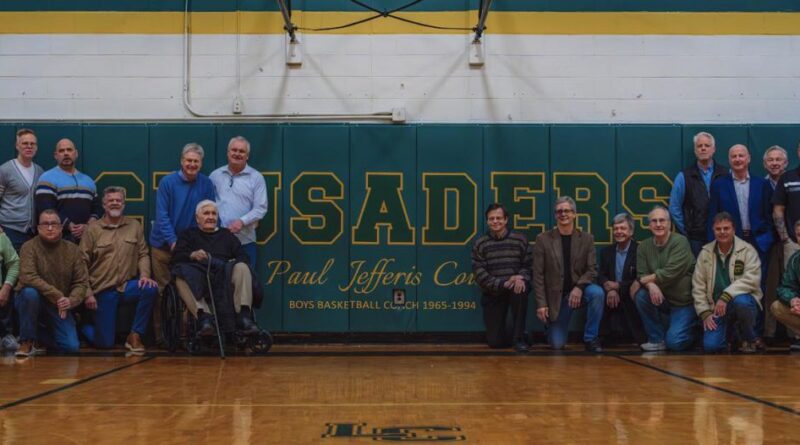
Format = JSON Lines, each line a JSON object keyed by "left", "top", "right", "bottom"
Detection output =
{"left": 247, "top": 331, "right": 273, "bottom": 355}
{"left": 161, "top": 284, "right": 182, "bottom": 353}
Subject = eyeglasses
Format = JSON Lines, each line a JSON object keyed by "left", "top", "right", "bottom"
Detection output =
{"left": 555, "top": 209, "right": 574, "bottom": 215}
{"left": 38, "top": 222, "right": 62, "bottom": 229}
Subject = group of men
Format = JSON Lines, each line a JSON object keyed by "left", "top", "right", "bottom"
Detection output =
{"left": 0, "top": 129, "right": 267, "bottom": 357}
{"left": 473, "top": 132, "right": 800, "bottom": 353}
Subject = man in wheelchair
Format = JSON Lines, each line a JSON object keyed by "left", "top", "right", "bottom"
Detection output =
{"left": 171, "top": 200, "right": 260, "bottom": 337}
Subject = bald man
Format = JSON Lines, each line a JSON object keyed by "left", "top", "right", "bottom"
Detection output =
{"left": 34, "top": 138, "right": 101, "bottom": 243}
{"left": 706, "top": 143, "right": 773, "bottom": 349}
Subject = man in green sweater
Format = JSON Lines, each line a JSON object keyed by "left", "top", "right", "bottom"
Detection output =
{"left": 0, "top": 231, "right": 20, "bottom": 352}
{"left": 635, "top": 206, "right": 697, "bottom": 351}
{"left": 14, "top": 209, "right": 88, "bottom": 357}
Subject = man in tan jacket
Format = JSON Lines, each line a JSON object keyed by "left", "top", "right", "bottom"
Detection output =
{"left": 692, "top": 212, "right": 761, "bottom": 353}
{"left": 533, "top": 197, "right": 604, "bottom": 352}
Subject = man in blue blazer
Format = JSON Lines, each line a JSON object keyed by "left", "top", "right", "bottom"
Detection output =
{"left": 708, "top": 144, "right": 774, "bottom": 269}
{"left": 708, "top": 144, "right": 773, "bottom": 349}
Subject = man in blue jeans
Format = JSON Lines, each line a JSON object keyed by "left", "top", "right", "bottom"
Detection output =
{"left": 635, "top": 206, "right": 697, "bottom": 352}
{"left": 692, "top": 212, "right": 761, "bottom": 353}
{"left": 533, "top": 196, "right": 604, "bottom": 352}
{"left": 79, "top": 186, "right": 158, "bottom": 353}
{"left": 15, "top": 209, "right": 88, "bottom": 357}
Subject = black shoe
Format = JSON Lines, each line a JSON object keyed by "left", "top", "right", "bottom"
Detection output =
{"left": 585, "top": 338, "right": 603, "bottom": 353}
{"left": 237, "top": 307, "right": 260, "bottom": 336}
{"left": 197, "top": 311, "right": 216, "bottom": 337}
{"left": 790, "top": 339, "right": 800, "bottom": 352}
{"left": 513, "top": 341, "right": 529, "bottom": 353}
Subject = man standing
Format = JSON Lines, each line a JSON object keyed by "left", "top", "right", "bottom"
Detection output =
{"left": 209, "top": 136, "right": 268, "bottom": 269}
{"left": 533, "top": 197, "right": 604, "bottom": 352}
{"left": 15, "top": 209, "right": 88, "bottom": 356}
{"left": 597, "top": 213, "right": 646, "bottom": 345}
{"left": 0, "top": 128, "right": 44, "bottom": 249}
{"left": 79, "top": 187, "right": 158, "bottom": 352}
{"left": 635, "top": 206, "right": 697, "bottom": 351}
{"left": 35, "top": 138, "right": 101, "bottom": 243}
{"left": 669, "top": 131, "right": 727, "bottom": 256}
{"left": 149, "top": 143, "right": 215, "bottom": 343}
{"left": 471, "top": 203, "right": 532, "bottom": 352}
{"left": 762, "top": 145, "right": 794, "bottom": 342}
{"left": 707, "top": 144, "right": 773, "bottom": 273}
{"left": 693, "top": 212, "right": 761, "bottom": 353}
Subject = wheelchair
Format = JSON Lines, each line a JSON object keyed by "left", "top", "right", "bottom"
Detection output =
{"left": 161, "top": 280, "right": 273, "bottom": 356}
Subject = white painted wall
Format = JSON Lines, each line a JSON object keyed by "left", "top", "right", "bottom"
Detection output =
{"left": 0, "top": 34, "right": 799, "bottom": 122}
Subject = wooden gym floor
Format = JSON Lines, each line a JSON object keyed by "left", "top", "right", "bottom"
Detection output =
{"left": 1, "top": 345, "right": 798, "bottom": 444}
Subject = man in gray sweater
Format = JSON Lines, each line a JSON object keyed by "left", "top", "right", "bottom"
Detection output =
{"left": 0, "top": 128, "right": 43, "bottom": 352}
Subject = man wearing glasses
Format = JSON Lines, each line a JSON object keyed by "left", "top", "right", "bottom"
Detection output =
{"left": 14, "top": 209, "right": 88, "bottom": 357}
{"left": 635, "top": 206, "right": 697, "bottom": 351}
{"left": 533, "top": 196, "right": 605, "bottom": 352}
{"left": 0, "top": 128, "right": 43, "bottom": 353}
{"left": 0, "top": 129, "right": 43, "bottom": 250}
{"left": 209, "top": 136, "right": 268, "bottom": 270}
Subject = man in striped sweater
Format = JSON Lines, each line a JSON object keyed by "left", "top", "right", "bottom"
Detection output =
{"left": 471, "top": 203, "right": 532, "bottom": 352}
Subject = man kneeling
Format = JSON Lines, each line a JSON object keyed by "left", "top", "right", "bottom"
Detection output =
{"left": 692, "top": 212, "right": 762, "bottom": 353}
{"left": 172, "top": 200, "right": 259, "bottom": 336}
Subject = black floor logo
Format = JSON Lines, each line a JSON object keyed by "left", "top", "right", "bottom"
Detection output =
{"left": 322, "top": 423, "right": 465, "bottom": 442}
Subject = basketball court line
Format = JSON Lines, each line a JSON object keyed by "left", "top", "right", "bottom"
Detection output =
{"left": 0, "top": 356, "right": 156, "bottom": 411}
{"left": 614, "top": 355, "right": 800, "bottom": 416}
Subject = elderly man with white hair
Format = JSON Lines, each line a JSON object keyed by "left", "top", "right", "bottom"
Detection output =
{"left": 171, "top": 200, "right": 258, "bottom": 336}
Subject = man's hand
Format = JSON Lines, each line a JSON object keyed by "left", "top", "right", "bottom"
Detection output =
{"left": 630, "top": 280, "right": 641, "bottom": 299}
{"left": 603, "top": 281, "right": 620, "bottom": 292}
{"left": 714, "top": 299, "right": 727, "bottom": 318}
{"left": 568, "top": 286, "right": 583, "bottom": 309}
{"left": 639, "top": 274, "right": 657, "bottom": 285}
{"left": 189, "top": 249, "right": 208, "bottom": 262}
{"left": 790, "top": 297, "right": 800, "bottom": 315}
{"left": 69, "top": 222, "right": 86, "bottom": 239}
{"left": 138, "top": 277, "right": 158, "bottom": 289}
{"left": 84, "top": 293, "right": 97, "bottom": 310}
{"left": 0, "top": 283, "right": 11, "bottom": 307}
{"left": 56, "top": 296, "right": 71, "bottom": 319}
{"left": 703, "top": 316, "right": 718, "bottom": 331}
{"left": 536, "top": 307, "right": 549, "bottom": 324}
{"left": 228, "top": 219, "right": 244, "bottom": 234}
{"left": 503, "top": 275, "right": 526, "bottom": 294}
{"left": 647, "top": 283, "right": 664, "bottom": 306}
{"left": 606, "top": 290, "right": 620, "bottom": 309}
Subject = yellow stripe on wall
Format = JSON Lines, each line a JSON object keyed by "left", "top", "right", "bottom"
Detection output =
{"left": 0, "top": 11, "right": 798, "bottom": 35}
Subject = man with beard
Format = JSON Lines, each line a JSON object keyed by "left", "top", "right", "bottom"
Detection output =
{"left": 15, "top": 209, "right": 88, "bottom": 356}
{"left": 79, "top": 187, "right": 158, "bottom": 353}
{"left": 172, "top": 200, "right": 258, "bottom": 336}
{"left": 34, "top": 138, "right": 101, "bottom": 243}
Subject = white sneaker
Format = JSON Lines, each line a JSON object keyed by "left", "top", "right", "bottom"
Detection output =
{"left": 1, "top": 334, "right": 19, "bottom": 352}
{"left": 640, "top": 341, "right": 667, "bottom": 352}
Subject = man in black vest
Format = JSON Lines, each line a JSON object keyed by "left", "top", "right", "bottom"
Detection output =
{"left": 668, "top": 131, "right": 727, "bottom": 257}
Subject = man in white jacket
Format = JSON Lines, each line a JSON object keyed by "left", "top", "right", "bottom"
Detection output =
{"left": 692, "top": 211, "right": 762, "bottom": 353}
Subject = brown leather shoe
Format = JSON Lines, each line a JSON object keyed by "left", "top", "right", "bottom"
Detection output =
{"left": 125, "top": 332, "right": 145, "bottom": 353}
{"left": 15, "top": 340, "right": 33, "bottom": 357}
